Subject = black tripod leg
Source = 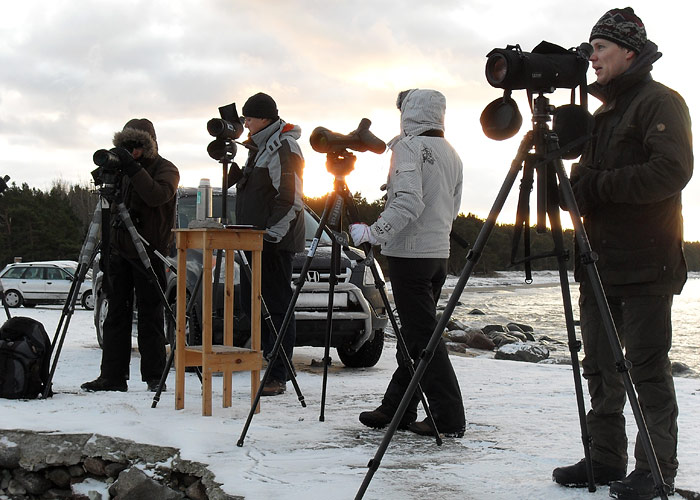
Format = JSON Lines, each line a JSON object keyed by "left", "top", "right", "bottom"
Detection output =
{"left": 555, "top": 161, "right": 671, "bottom": 499}
{"left": 237, "top": 194, "right": 336, "bottom": 447}
{"left": 354, "top": 131, "right": 532, "bottom": 500}
{"left": 237, "top": 250, "right": 306, "bottom": 408}
{"left": 319, "top": 236, "right": 339, "bottom": 422}
{"left": 152, "top": 253, "right": 205, "bottom": 407}
{"left": 547, "top": 199, "right": 595, "bottom": 492}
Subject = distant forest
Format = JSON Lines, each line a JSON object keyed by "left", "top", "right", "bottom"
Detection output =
{"left": 1, "top": 182, "right": 699, "bottom": 275}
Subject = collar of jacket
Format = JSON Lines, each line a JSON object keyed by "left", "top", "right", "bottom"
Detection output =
{"left": 589, "top": 40, "right": 662, "bottom": 105}
{"left": 249, "top": 119, "right": 282, "bottom": 149}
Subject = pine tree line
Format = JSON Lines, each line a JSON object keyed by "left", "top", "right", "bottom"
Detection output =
{"left": 1, "top": 183, "right": 699, "bottom": 274}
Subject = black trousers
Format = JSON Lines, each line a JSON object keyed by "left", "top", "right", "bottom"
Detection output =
{"left": 100, "top": 253, "right": 167, "bottom": 382}
{"left": 580, "top": 292, "right": 678, "bottom": 478}
{"left": 241, "top": 242, "right": 295, "bottom": 382}
{"left": 381, "top": 256, "right": 465, "bottom": 430}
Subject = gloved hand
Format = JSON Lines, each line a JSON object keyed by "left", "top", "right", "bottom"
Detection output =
{"left": 570, "top": 165, "right": 603, "bottom": 216}
{"left": 113, "top": 147, "right": 142, "bottom": 177}
{"left": 349, "top": 223, "right": 378, "bottom": 246}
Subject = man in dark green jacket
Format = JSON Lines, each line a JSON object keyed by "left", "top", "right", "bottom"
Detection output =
{"left": 553, "top": 8, "right": 693, "bottom": 499}
{"left": 82, "top": 118, "right": 179, "bottom": 393}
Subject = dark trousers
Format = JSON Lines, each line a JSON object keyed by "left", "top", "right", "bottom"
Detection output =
{"left": 241, "top": 242, "right": 295, "bottom": 382}
{"left": 381, "top": 257, "right": 465, "bottom": 430}
{"left": 580, "top": 292, "right": 678, "bottom": 478}
{"left": 100, "top": 254, "right": 167, "bottom": 382}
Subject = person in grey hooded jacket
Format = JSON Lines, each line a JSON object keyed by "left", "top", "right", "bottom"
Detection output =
{"left": 350, "top": 89, "right": 465, "bottom": 437}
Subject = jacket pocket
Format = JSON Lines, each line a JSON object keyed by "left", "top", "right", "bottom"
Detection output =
{"left": 597, "top": 245, "right": 660, "bottom": 286}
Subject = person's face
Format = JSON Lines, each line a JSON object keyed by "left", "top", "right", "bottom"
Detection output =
{"left": 590, "top": 38, "right": 636, "bottom": 85}
{"left": 244, "top": 117, "right": 271, "bottom": 135}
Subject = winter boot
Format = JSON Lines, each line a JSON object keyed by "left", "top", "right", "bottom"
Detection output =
{"left": 609, "top": 469, "right": 674, "bottom": 500}
{"left": 552, "top": 458, "right": 626, "bottom": 487}
{"left": 407, "top": 418, "right": 465, "bottom": 438}
{"left": 81, "top": 376, "right": 127, "bottom": 392}
{"left": 359, "top": 406, "right": 415, "bottom": 430}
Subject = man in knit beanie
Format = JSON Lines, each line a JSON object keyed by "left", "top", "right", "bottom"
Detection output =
{"left": 227, "top": 92, "right": 305, "bottom": 396}
{"left": 552, "top": 8, "right": 693, "bottom": 499}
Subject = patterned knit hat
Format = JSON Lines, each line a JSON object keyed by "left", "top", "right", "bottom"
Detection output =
{"left": 590, "top": 7, "right": 647, "bottom": 53}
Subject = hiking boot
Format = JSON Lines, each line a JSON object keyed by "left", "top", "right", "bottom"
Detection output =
{"left": 261, "top": 379, "right": 286, "bottom": 396}
{"left": 552, "top": 458, "right": 626, "bottom": 487}
{"left": 81, "top": 377, "right": 127, "bottom": 392}
{"left": 407, "top": 418, "right": 465, "bottom": 438}
{"left": 146, "top": 380, "right": 165, "bottom": 392}
{"left": 359, "top": 407, "right": 415, "bottom": 430}
{"left": 609, "top": 469, "right": 674, "bottom": 500}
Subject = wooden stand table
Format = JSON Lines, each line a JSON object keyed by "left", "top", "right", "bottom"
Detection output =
{"left": 174, "top": 227, "right": 264, "bottom": 416}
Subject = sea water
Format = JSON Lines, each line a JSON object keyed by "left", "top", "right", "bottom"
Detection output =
{"left": 443, "top": 271, "right": 700, "bottom": 374}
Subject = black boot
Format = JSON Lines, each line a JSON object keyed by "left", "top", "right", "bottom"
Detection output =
{"left": 81, "top": 376, "right": 127, "bottom": 392}
{"left": 407, "top": 418, "right": 465, "bottom": 438}
{"left": 359, "top": 406, "right": 415, "bottom": 430}
{"left": 552, "top": 458, "right": 626, "bottom": 487}
{"left": 609, "top": 469, "right": 674, "bottom": 500}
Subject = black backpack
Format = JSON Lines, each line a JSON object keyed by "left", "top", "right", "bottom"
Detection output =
{"left": 0, "top": 316, "right": 52, "bottom": 399}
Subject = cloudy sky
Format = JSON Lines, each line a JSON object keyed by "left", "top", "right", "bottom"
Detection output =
{"left": 2, "top": 1, "right": 698, "bottom": 240}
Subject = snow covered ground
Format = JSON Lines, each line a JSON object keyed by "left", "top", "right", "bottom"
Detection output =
{"left": 2, "top": 305, "right": 699, "bottom": 499}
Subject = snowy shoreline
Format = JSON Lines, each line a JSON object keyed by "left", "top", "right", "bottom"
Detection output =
{"left": 2, "top": 306, "right": 699, "bottom": 499}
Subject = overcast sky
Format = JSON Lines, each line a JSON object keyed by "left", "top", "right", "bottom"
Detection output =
{"left": 2, "top": 1, "right": 698, "bottom": 240}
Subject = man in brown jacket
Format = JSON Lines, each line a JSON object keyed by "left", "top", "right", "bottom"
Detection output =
{"left": 82, "top": 118, "right": 179, "bottom": 393}
{"left": 553, "top": 8, "right": 693, "bottom": 499}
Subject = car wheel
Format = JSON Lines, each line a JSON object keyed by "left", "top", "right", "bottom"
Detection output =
{"left": 337, "top": 329, "right": 385, "bottom": 368}
{"left": 95, "top": 294, "right": 108, "bottom": 348}
{"left": 81, "top": 290, "right": 95, "bottom": 310}
{"left": 3, "top": 289, "right": 23, "bottom": 308}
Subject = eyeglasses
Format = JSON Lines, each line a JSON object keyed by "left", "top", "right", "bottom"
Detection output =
{"left": 121, "top": 141, "right": 142, "bottom": 151}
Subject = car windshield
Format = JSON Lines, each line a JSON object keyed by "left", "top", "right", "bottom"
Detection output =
{"left": 176, "top": 188, "right": 332, "bottom": 246}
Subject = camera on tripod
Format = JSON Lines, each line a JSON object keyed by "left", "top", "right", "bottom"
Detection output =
{"left": 90, "top": 148, "right": 126, "bottom": 194}
{"left": 207, "top": 102, "right": 244, "bottom": 161}
{"left": 480, "top": 41, "right": 594, "bottom": 159}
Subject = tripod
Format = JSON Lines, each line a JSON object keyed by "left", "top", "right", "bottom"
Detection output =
{"left": 355, "top": 94, "right": 670, "bottom": 500}
{"left": 237, "top": 150, "right": 442, "bottom": 447}
{"left": 45, "top": 186, "right": 179, "bottom": 399}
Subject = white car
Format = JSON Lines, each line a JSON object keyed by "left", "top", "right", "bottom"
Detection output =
{"left": 0, "top": 261, "right": 94, "bottom": 309}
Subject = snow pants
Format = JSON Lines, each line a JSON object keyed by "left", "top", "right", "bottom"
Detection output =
{"left": 580, "top": 292, "right": 678, "bottom": 479}
{"left": 100, "top": 254, "right": 167, "bottom": 383}
{"left": 381, "top": 257, "right": 465, "bottom": 430}
{"left": 240, "top": 243, "right": 295, "bottom": 382}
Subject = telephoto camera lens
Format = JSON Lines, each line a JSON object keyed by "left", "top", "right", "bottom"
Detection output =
{"left": 92, "top": 149, "right": 121, "bottom": 168}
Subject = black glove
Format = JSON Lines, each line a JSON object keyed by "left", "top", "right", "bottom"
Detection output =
{"left": 570, "top": 165, "right": 602, "bottom": 216}
{"left": 113, "top": 147, "right": 142, "bottom": 177}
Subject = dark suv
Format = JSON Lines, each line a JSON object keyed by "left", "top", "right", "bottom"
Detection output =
{"left": 93, "top": 185, "right": 388, "bottom": 368}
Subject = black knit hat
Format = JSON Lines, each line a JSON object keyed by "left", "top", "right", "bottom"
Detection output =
{"left": 590, "top": 7, "right": 647, "bottom": 53}
{"left": 242, "top": 92, "right": 279, "bottom": 119}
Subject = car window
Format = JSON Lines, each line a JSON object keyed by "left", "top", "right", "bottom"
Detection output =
{"left": 21, "top": 267, "right": 44, "bottom": 280}
{"left": 46, "top": 267, "right": 69, "bottom": 280}
{"left": 304, "top": 210, "right": 332, "bottom": 245}
{"left": 2, "top": 267, "right": 25, "bottom": 279}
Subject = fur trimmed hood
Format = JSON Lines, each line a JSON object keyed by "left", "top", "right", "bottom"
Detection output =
{"left": 112, "top": 118, "right": 158, "bottom": 159}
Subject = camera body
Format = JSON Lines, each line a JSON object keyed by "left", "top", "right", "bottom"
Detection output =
{"left": 91, "top": 148, "right": 125, "bottom": 194}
